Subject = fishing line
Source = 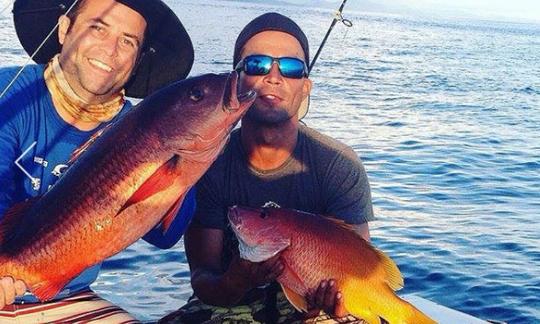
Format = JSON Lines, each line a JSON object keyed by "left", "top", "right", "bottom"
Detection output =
{"left": 0, "top": 0, "right": 80, "bottom": 99}
{"left": 308, "top": 0, "right": 353, "bottom": 73}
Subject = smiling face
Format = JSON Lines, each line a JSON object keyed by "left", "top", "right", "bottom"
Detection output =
{"left": 57, "top": 0, "right": 146, "bottom": 103}
{"left": 238, "top": 31, "right": 312, "bottom": 125}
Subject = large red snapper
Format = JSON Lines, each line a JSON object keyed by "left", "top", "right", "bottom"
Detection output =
{"left": 228, "top": 205, "right": 436, "bottom": 324}
{"left": 0, "top": 72, "right": 255, "bottom": 302}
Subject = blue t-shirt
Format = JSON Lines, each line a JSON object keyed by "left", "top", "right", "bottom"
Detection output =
{"left": 0, "top": 65, "right": 195, "bottom": 302}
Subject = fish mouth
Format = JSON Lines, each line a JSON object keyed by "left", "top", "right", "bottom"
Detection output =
{"left": 224, "top": 71, "right": 256, "bottom": 111}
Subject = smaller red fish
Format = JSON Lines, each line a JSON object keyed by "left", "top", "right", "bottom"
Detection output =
{"left": 228, "top": 205, "right": 436, "bottom": 324}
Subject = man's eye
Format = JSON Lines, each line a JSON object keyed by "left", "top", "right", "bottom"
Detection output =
{"left": 120, "top": 37, "right": 135, "bottom": 49}
{"left": 90, "top": 25, "right": 104, "bottom": 32}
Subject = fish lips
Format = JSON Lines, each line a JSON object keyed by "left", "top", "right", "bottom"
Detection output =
{"left": 224, "top": 71, "right": 256, "bottom": 112}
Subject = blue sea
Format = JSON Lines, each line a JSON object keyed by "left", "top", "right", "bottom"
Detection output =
{"left": 1, "top": 0, "right": 539, "bottom": 322}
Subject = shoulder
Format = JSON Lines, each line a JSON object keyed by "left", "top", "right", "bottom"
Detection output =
{"left": 0, "top": 65, "right": 46, "bottom": 107}
{"left": 0, "top": 65, "right": 47, "bottom": 127}
{"left": 0, "top": 65, "right": 44, "bottom": 89}
{"left": 300, "top": 125, "right": 361, "bottom": 166}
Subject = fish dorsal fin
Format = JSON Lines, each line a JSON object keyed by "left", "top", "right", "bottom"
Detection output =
{"left": 68, "top": 124, "right": 112, "bottom": 165}
{"left": 280, "top": 284, "right": 308, "bottom": 312}
{"left": 0, "top": 198, "right": 37, "bottom": 245}
{"left": 31, "top": 279, "right": 69, "bottom": 302}
{"left": 323, "top": 216, "right": 404, "bottom": 291}
{"left": 118, "top": 156, "right": 180, "bottom": 214}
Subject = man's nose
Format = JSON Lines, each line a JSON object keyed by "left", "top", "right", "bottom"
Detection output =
{"left": 101, "top": 36, "right": 120, "bottom": 57}
{"left": 264, "top": 62, "right": 283, "bottom": 84}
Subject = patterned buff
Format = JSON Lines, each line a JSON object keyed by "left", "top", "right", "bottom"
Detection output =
{"left": 44, "top": 55, "right": 126, "bottom": 123}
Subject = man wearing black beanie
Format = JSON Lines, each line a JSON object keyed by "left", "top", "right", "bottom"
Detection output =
{"left": 162, "top": 13, "right": 374, "bottom": 323}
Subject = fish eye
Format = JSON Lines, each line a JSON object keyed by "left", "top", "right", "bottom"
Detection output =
{"left": 189, "top": 88, "right": 204, "bottom": 102}
{"left": 260, "top": 209, "right": 268, "bottom": 219}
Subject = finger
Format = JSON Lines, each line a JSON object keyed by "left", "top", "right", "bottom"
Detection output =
{"left": 314, "top": 280, "right": 327, "bottom": 308}
{"left": 305, "top": 288, "right": 316, "bottom": 309}
{"left": 270, "top": 259, "right": 284, "bottom": 277}
{"left": 0, "top": 277, "right": 15, "bottom": 306}
{"left": 0, "top": 284, "right": 5, "bottom": 310}
{"left": 263, "top": 265, "right": 283, "bottom": 283}
{"left": 323, "top": 279, "right": 338, "bottom": 312}
{"left": 304, "top": 307, "right": 321, "bottom": 319}
{"left": 334, "top": 292, "right": 348, "bottom": 318}
{"left": 14, "top": 280, "right": 27, "bottom": 296}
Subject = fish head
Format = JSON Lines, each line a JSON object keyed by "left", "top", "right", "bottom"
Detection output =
{"left": 148, "top": 71, "right": 256, "bottom": 159}
{"left": 228, "top": 205, "right": 291, "bottom": 262}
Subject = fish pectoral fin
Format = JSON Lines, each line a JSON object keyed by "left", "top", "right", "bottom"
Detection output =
{"left": 374, "top": 247, "right": 404, "bottom": 291}
{"left": 31, "top": 279, "right": 69, "bottom": 302}
{"left": 118, "top": 156, "right": 180, "bottom": 214}
{"left": 159, "top": 192, "right": 186, "bottom": 234}
{"left": 280, "top": 284, "right": 308, "bottom": 312}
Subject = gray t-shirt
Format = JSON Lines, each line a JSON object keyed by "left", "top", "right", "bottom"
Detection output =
{"left": 191, "top": 125, "right": 375, "bottom": 307}
{"left": 193, "top": 124, "right": 374, "bottom": 231}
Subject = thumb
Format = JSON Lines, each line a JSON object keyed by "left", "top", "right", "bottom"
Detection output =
{"left": 334, "top": 292, "right": 348, "bottom": 318}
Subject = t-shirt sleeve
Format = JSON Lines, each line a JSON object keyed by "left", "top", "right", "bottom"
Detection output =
{"left": 191, "top": 168, "right": 229, "bottom": 230}
{"left": 0, "top": 118, "right": 19, "bottom": 218}
{"left": 323, "top": 147, "right": 375, "bottom": 224}
{"left": 0, "top": 68, "right": 29, "bottom": 217}
{"left": 142, "top": 187, "right": 197, "bottom": 249}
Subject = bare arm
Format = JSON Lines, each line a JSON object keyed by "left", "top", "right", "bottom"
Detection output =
{"left": 185, "top": 225, "right": 283, "bottom": 307}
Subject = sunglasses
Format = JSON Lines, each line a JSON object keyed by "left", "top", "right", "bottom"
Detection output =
{"left": 235, "top": 55, "right": 308, "bottom": 79}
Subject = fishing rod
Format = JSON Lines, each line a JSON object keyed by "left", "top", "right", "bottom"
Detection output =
{"left": 308, "top": 0, "right": 353, "bottom": 73}
{"left": 299, "top": 0, "right": 352, "bottom": 120}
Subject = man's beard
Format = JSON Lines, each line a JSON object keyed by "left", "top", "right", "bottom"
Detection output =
{"left": 244, "top": 103, "right": 294, "bottom": 126}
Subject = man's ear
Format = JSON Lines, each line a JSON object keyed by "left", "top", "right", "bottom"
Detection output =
{"left": 302, "top": 78, "right": 312, "bottom": 99}
{"left": 58, "top": 15, "right": 71, "bottom": 45}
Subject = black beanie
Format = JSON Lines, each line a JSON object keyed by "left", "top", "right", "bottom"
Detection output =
{"left": 233, "top": 12, "right": 310, "bottom": 68}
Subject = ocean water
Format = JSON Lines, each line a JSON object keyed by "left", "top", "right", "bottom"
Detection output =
{"left": 1, "top": 0, "right": 539, "bottom": 323}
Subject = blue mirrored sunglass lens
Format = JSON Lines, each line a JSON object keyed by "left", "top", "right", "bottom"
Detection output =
{"left": 244, "top": 56, "right": 273, "bottom": 75}
{"left": 278, "top": 58, "right": 306, "bottom": 78}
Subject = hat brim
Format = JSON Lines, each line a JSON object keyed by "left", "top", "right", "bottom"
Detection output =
{"left": 13, "top": 0, "right": 194, "bottom": 98}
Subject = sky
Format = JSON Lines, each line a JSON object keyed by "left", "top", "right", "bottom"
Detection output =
{"left": 286, "top": 0, "right": 540, "bottom": 23}
{"left": 406, "top": 0, "right": 540, "bottom": 22}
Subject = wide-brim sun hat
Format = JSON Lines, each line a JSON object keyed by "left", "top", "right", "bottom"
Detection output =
{"left": 12, "top": 0, "right": 194, "bottom": 98}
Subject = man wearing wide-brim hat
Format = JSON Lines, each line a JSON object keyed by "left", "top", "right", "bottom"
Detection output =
{"left": 0, "top": 0, "right": 194, "bottom": 321}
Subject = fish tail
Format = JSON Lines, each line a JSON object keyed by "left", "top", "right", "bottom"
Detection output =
{"left": 356, "top": 287, "right": 436, "bottom": 324}
{"left": 395, "top": 297, "right": 437, "bottom": 324}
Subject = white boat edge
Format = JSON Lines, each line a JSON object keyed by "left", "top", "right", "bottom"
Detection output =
{"left": 403, "top": 294, "right": 507, "bottom": 324}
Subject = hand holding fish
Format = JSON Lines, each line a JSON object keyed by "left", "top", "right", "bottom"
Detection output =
{"left": 227, "top": 253, "right": 285, "bottom": 291}
{"left": 305, "top": 279, "right": 348, "bottom": 318}
{"left": 0, "top": 277, "right": 26, "bottom": 309}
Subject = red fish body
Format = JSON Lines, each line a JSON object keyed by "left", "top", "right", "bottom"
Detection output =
{"left": 228, "top": 206, "right": 436, "bottom": 324}
{"left": 0, "top": 72, "right": 255, "bottom": 301}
